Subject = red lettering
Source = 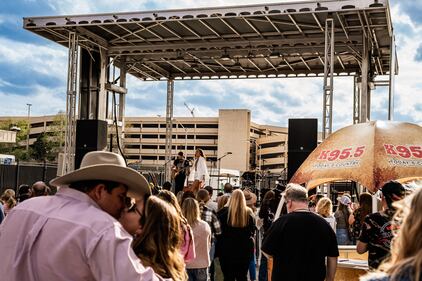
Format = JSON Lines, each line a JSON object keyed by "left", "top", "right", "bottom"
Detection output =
{"left": 396, "top": 145, "right": 411, "bottom": 158}
{"left": 328, "top": 150, "right": 340, "bottom": 161}
{"left": 339, "top": 148, "right": 352, "bottom": 160}
{"left": 354, "top": 146, "right": 365, "bottom": 157}
{"left": 384, "top": 144, "right": 397, "bottom": 155}
{"left": 409, "top": 146, "right": 422, "bottom": 158}
{"left": 318, "top": 150, "right": 329, "bottom": 160}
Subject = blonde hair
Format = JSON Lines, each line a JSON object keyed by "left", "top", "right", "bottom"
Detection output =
{"left": 375, "top": 188, "right": 422, "bottom": 281}
{"left": 182, "top": 198, "right": 200, "bottom": 227}
{"left": 316, "top": 197, "right": 333, "bottom": 218}
{"left": 227, "top": 189, "right": 252, "bottom": 228}
{"left": 132, "top": 196, "right": 187, "bottom": 281}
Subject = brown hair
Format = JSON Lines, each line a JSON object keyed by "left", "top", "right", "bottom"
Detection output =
{"left": 358, "top": 192, "right": 372, "bottom": 221}
{"left": 132, "top": 196, "right": 187, "bottom": 281}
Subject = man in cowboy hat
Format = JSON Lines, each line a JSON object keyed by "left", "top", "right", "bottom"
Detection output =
{"left": 0, "top": 151, "right": 165, "bottom": 281}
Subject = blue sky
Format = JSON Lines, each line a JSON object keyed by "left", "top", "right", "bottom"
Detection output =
{"left": 0, "top": 0, "right": 421, "bottom": 130}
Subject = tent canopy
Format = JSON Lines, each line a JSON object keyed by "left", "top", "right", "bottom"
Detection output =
{"left": 24, "top": 0, "right": 394, "bottom": 81}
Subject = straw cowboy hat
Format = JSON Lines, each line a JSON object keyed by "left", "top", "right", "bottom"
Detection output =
{"left": 50, "top": 151, "right": 150, "bottom": 199}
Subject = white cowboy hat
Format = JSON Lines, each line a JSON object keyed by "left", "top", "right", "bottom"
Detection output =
{"left": 50, "top": 151, "right": 150, "bottom": 199}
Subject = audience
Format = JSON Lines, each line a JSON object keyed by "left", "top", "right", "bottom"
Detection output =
{"left": 217, "top": 189, "right": 255, "bottom": 281}
{"left": 316, "top": 197, "right": 336, "bottom": 231}
{"left": 357, "top": 181, "right": 406, "bottom": 269}
{"left": 158, "top": 190, "right": 196, "bottom": 263}
{"left": 349, "top": 192, "right": 372, "bottom": 243}
{"left": 361, "top": 186, "right": 422, "bottom": 281}
{"left": 0, "top": 189, "right": 16, "bottom": 216}
{"left": 182, "top": 198, "right": 211, "bottom": 281}
{"left": 16, "top": 184, "right": 32, "bottom": 203}
{"left": 132, "top": 196, "right": 187, "bottom": 281}
{"left": 335, "top": 194, "right": 353, "bottom": 245}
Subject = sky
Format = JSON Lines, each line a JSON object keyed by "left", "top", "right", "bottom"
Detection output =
{"left": 0, "top": 0, "right": 421, "bottom": 131}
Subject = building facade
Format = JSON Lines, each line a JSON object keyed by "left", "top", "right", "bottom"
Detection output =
{"left": 0, "top": 109, "right": 288, "bottom": 176}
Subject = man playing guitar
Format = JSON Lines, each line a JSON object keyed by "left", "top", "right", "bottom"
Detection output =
{"left": 172, "top": 151, "right": 190, "bottom": 194}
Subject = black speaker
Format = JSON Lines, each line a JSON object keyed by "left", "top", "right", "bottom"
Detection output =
{"left": 288, "top": 119, "right": 318, "bottom": 181}
{"left": 75, "top": 120, "right": 108, "bottom": 169}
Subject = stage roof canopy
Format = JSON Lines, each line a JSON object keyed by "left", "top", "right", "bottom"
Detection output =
{"left": 24, "top": 0, "right": 394, "bottom": 81}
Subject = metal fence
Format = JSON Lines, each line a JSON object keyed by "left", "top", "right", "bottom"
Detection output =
{"left": 0, "top": 162, "right": 58, "bottom": 194}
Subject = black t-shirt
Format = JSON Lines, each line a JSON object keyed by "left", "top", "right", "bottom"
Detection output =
{"left": 173, "top": 158, "right": 190, "bottom": 176}
{"left": 262, "top": 211, "right": 339, "bottom": 281}
{"left": 358, "top": 210, "right": 395, "bottom": 269}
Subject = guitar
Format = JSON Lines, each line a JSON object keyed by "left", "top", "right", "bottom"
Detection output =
{"left": 171, "top": 161, "right": 190, "bottom": 179}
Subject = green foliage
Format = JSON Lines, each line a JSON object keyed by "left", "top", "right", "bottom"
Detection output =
{"left": 0, "top": 114, "right": 66, "bottom": 162}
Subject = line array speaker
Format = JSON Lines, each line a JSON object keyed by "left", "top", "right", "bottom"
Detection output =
{"left": 287, "top": 118, "right": 318, "bottom": 182}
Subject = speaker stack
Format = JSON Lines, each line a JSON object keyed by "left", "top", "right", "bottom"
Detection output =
{"left": 287, "top": 119, "right": 318, "bottom": 182}
{"left": 75, "top": 120, "right": 108, "bottom": 169}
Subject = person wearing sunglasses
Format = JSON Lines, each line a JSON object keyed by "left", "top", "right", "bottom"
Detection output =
{"left": 120, "top": 195, "right": 148, "bottom": 237}
{"left": 0, "top": 151, "right": 166, "bottom": 281}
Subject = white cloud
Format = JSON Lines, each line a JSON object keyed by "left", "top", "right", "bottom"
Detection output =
{"left": 0, "top": 84, "right": 66, "bottom": 116}
{"left": 0, "top": 37, "right": 67, "bottom": 81}
{"left": 1, "top": 0, "right": 421, "bottom": 130}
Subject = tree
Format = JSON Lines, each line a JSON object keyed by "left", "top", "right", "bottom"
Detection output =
{"left": 0, "top": 119, "right": 31, "bottom": 160}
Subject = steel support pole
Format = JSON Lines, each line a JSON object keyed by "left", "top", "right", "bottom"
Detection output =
{"left": 63, "top": 32, "right": 79, "bottom": 174}
{"left": 118, "top": 56, "right": 127, "bottom": 151}
{"left": 98, "top": 48, "right": 108, "bottom": 121}
{"left": 353, "top": 75, "right": 361, "bottom": 124}
{"left": 165, "top": 79, "right": 174, "bottom": 182}
{"left": 322, "top": 18, "right": 335, "bottom": 140}
{"left": 360, "top": 35, "right": 370, "bottom": 123}
{"left": 26, "top": 103, "right": 32, "bottom": 152}
{"left": 388, "top": 36, "right": 396, "bottom": 120}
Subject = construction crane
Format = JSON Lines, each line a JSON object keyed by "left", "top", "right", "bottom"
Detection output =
{"left": 184, "top": 102, "right": 195, "bottom": 117}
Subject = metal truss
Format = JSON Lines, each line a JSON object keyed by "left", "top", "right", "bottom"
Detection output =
{"left": 63, "top": 32, "right": 78, "bottom": 174}
{"left": 164, "top": 80, "right": 174, "bottom": 181}
{"left": 353, "top": 75, "right": 361, "bottom": 124}
{"left": 24, "top": 0, "right": 393, "bottom": 81}
{"left": 322, "top": 18, "right": 334, "bottom": 140}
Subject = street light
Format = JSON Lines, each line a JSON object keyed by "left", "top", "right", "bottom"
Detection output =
{"left": 217, "top": 152, "right": 232, "bottom": 190}
{"left": 26, "top": 103, "right": 32, "bottom": 152}
{"left": 173, "top": 118, "right": 188, "bottom": 157}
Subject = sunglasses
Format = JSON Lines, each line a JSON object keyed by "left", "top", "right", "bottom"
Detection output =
{"left": 127, "top": 201, "right": 142, "bottom": 217}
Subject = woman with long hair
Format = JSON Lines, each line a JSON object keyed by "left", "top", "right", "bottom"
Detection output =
{"left": 132, "top": 196, "right": 187, "bottom": 281}
{"left": 349, "top": 192, "right": 372, "bottom": 242}
{"left": 217, "top": 189, "right": 255, "bottom": 281}
{"left": 335, "top": 194, "right": 353, "bottom": 245}
{"left": 182, "top": 198, "right": 211, "bottom": 281}
{"left": 316, "top": 197, "right": 336, "bottom": 231}
{"left": 361, "top": 187, "right": 422, "bottom": 281}
{"left": 192, "top": 149, "right": 208, "bottom": 194}
{"left": 157, "top": 190, "right": 196, "bottom": 263}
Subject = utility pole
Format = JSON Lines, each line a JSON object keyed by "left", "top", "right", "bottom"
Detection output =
{"left": 26, "top": 103, "right": 32, "bottom": 152}
{"left": 217, "top": 152, "right": 232, "bottom": 190}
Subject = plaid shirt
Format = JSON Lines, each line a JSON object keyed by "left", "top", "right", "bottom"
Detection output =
{"left": 200, "top": 204, "right": 222, "bottom": 237}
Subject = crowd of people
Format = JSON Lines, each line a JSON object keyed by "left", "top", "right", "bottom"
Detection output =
{"left": 0, "top": 149, "right": 421, "bottom": 281}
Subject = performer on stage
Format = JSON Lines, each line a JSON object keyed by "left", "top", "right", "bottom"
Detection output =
{"left": 172, "top": 151, "right": 190, "bottom": 194}
{"left": 192, "top": 148, "right": 208, "bottom": 194}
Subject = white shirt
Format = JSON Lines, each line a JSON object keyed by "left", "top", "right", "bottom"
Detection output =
{"left": 0, "top": 187, "right": 165, "bottom": 281}
{"left": 193, "top": 156, "right": 208, "bottom": 181}
{"left": 324, "top": 215, "right": 337, "bottom": 232}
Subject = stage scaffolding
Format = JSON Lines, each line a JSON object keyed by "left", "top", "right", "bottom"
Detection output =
{"left": 23, "top": 0, "right": 397, "bottom": 178}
